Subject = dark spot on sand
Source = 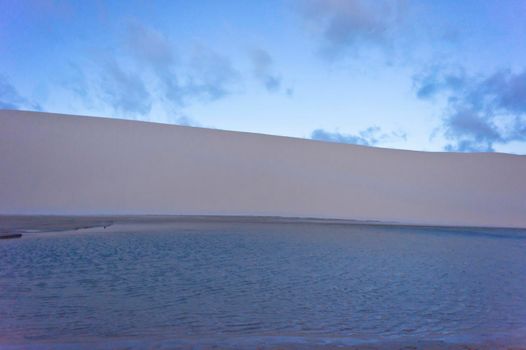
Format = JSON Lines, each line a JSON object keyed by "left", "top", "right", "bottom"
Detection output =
{"left": 0, "top": 233, "right": 22, "bottom": 239}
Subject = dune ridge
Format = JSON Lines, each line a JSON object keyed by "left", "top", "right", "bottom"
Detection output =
{"left": 1, "top": 110, "right": 525, "bottom": 228}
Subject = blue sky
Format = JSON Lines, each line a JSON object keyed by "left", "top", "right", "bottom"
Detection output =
{"left": 1, "top": 0, "right": 526, "bottom": 153}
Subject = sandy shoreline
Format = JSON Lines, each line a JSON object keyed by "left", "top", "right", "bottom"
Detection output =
{"left": 2, "top": 215, "right": 525, "bottom": 239}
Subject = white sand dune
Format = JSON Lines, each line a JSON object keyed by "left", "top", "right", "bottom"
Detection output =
{"left": 1, "top": 110, "right": 525, "bottom": 228}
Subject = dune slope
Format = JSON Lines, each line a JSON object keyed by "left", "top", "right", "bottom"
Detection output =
{"left": 1, "top": 110, "right": 525, "bottom": 228}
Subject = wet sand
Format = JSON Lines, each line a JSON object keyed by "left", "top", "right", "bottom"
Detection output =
{"left": 2, "top": 214, "right": 524, "bottom": 237}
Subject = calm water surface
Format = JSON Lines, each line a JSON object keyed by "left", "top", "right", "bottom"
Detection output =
{"left": 1, "top": 222, "right": 526, "bottom": 348}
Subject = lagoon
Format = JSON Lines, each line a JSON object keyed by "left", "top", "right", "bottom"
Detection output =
{"left": 1, "top": 219, "right": 525, "bottom": 349}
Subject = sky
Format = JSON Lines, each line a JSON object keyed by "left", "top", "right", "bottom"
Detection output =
{"left": 1, "top": 0, "right": 526, "bottom": 154}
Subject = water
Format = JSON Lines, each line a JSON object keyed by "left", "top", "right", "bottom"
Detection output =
{"left": 1, "top": 222, "right": 526, "bottom": 348}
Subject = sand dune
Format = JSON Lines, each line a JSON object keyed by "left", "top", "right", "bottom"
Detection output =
{"left": 0, "top": 110, "right": 525, "bottom": 228}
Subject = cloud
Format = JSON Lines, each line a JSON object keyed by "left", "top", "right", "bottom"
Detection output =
{"left": 414, "top": 66, "right": 526, "bottom": 152}
{"left": 174, "top": 115, "right": 199, "bottom": 127}
{"left": 0, "top": 75, "right": 41, "bottom": 110}
{"left": 297, "top": 0, "right": 408, "bottom": 59}
{"left": 248, "top": 48, "right": 282, "bottom": 93}
{"left": 311, "top": 126, "right": 406, "bottom": 146}
{"left": 124, "top": 22, "right": 183, "bottom": 108}
{"left": 63, "top": 63, "right": 90, "bottom": 99}
{"left": 443, "top": 109, "right": 501, "bottom": 152}
{"left": 64, "top": 22, "right": 241, "bottom": 120}
{"left": 185, "top": 46, "right": 241, "bottom": 102}
{"left": 413, "top": 65, "right": 466, "bottom": 100}
{"left": 99, "top": 59, "right": 152, "bottom": 116}
{"left": 126, "top": 21, "right": 175, "bottom": 72}
{"left": 124, "top": 23, "right": 240, "bottom": 108}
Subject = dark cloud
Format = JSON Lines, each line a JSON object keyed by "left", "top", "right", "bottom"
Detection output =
{"left": 99, "top": 59, "right": 152, "bottom": 116}
{"left": 0, "top": 75, "right": 41, "bottom": 110}
{"left": 486, "top": 70, "right": 526, "bottom": 114}
{"left": 249, "top": 48, "right": 282, "bottom": 93}
{"left": 311, "top": 126, "right": 406, "bottom": 146}
{"left": 297, "top": 0, "right": 408, "bottom": 59}
{"left": 443, "top": 109, "right": 501, "bottom": 152}
{"left": 413, "top": 65, "right": 466, "bottom": 99}
{"left": 414, "top": 67, "right": 526, "bottom": 152}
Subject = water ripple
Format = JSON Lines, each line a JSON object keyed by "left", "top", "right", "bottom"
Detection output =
{"left": 1, "top": 223, "right": 525, "bottom": 347}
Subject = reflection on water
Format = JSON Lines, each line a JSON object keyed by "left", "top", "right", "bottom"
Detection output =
{"left": 1, "top": 223, "right": 526, "bottom": 347}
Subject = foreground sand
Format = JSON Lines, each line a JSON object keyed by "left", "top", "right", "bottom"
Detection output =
{"left": 1, "top": 110, "right": 526, "bottom": 228}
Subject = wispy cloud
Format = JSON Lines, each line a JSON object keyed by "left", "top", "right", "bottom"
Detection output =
{"left": 124, "top": 23, "right": 241, "bottom": 107}
{"left": 126, "top": 21, "right": 176, "bottom": 72}
{"left": 297, "top": 0, "right": 409, "bottom": 60}
{"left": 414, "top": 66, "right": 526, "bottom": 152}
{"left": 124, "top": 21, "right": 185, "bottom": 108}
{"left": 248, "top": 48, "right": 282, "bottom": 93}
{"left": 0, "top": 75, "right": 41, "bottom": 111}
{"left": 63, "top": 22, "right": 241, "bottom": 121}
{"left": 311, "top": 126, "right": 406, "bottom": 146}
{"left": 185, "top": 46, "right": 241, "bottom": 102}
{"left": 99, "top": 59, "right": 152, "bottom": 117}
